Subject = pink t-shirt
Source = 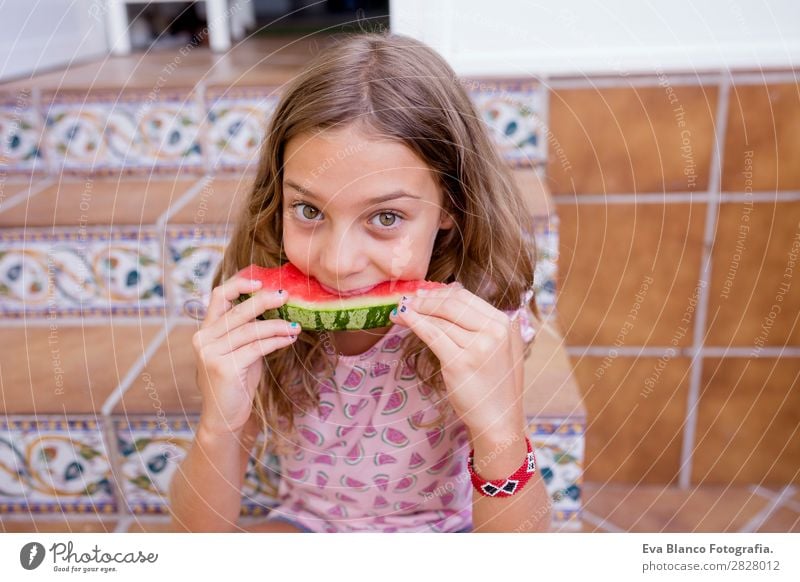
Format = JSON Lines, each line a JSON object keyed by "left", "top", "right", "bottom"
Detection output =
{"left": 263, "top": 305, "right": 537, "bottom": 533}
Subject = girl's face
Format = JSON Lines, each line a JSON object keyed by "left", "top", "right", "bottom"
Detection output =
{"left": 281, "top": 125, "right": 454, "bottom": 295}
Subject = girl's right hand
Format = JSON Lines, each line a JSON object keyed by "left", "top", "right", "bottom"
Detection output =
{"left": 192, "top": 277, "right": 301, "bottom": 437}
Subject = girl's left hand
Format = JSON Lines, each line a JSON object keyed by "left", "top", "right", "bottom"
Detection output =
{"left": 389, "top": 284, "right": 527, "bottom": 438}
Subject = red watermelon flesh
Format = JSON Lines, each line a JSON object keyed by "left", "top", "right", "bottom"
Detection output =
{"left": 233, "top": 262, "right": 448, "bottom": 331}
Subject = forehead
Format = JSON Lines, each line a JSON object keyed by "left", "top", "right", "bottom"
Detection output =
{"left": 282, "top": 126, "right": 441, "bottom": 205}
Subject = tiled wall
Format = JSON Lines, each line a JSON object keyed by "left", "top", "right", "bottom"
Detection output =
{"left": 548, "top": 72, "right": 800, "bottom": 488}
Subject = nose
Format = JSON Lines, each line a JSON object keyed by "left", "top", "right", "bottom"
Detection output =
{"left": 318, "top": 225, "right": 367, "bottom": 282}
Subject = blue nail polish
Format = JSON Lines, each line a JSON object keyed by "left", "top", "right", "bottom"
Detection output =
{"left": 391, "top": 307, "right": 397, "bottom": 316}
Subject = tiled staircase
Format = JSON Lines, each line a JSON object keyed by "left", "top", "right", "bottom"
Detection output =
{"left": 0, "top": 37, "right": 584, "bottom": 531}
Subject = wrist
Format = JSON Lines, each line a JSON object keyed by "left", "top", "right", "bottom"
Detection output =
{"left": 470, "top": 429, "right": 529, "bottom": 480}
{"left": 197, "top": 418, "right": 246, "bottom": 443}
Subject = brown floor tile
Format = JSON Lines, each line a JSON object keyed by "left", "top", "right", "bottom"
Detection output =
{"left": 168, "top": 175, "right": 253, "bottom": 225}
{"left": 548, "top": 85, "right": 718, "bottom": 194}
{"left": 755, "top": 507, "right": 800, "bottom": 532}
{"left": 0, "top": 181, "right": 33, "bottom": 199}
{"left": 722, "top": 83, "right": 800, "bottom": 192}
{"left": 0, "top": 176, "right": 199, "bottom": 228}
{"left": 112, "top": 323, "right": 202, "bottom": 415}
{"left": 556, "top": 202, "right": 706, "bottom": 347}
{"left": 583, "top": 482, "right": 771, "bottom": 532}
{"left": 570, "top": 357, "right": 691, "bottom": 483}
{"left": 0, "top": 323, "right": 163, "bottom": 414}
{"left": 1, "top": 516, "right": 117, "bottom": 532}
{"left": 706, "top": 201, "right": 800, "bottom": 347}
{"left": 693, "top": 358, "right": 800, "bottom": 484}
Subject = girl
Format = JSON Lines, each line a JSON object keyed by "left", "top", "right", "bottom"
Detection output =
{"left": 168, "top": 31, "right": 551, "bottom": 533}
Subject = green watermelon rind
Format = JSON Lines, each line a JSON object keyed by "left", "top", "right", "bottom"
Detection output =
{"left": 233, "top": 293, "right": 398, "bottom": 331}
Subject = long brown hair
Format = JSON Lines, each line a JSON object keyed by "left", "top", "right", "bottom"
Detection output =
{"left": 212, "top": 31, "right": 541, "bottom": 472}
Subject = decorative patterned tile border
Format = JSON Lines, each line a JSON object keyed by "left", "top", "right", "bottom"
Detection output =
{"left": 165, "top": 225, "right": 230, "bottom": 316}
{"left": 0, "top": 89, "right": 46, "bottom": 175}
{"left": 466, "top": 79, "right": 546, "bottom": 166}
{"left": 0, "top": 413, "right": 582, "bottom": 526}
{"left": 41, "top": 89, "right": 205, "bottom": 175}
{"left": 1, "top": 79, "right": 546, "bottom": 178}
{"left": 528, "top": 215, "right": 558, "bottom": 316}
{"left": 0, "top": 417, "right": 116, "bottom": 514}
{"left": 204, "top": 86, "right": 281, "bottom": 172}
{"left": 528, "top": 417, "right": 585, "bottom": 523}
{"left": 0, "top": 227, "right": 165, "bottom": 318}
{"left": 0, "top": 219, "right": 556, "bottom": 322}
{"left": 113, "top": 416, "right": 282, "bottom": 516}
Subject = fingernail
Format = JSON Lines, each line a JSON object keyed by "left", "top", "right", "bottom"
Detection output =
{"left": 291, "top": 322, "right": 299, "bottom": 328}
{"left": 400, "top": 305, "right": 407, "bottom": 313}
{"left": 391, "top": 307, "right": 397, "bottom": 316}
{"left": 250, "top": 279, "right": 262, "bottom": 287}
{"left": 277, "top": 289, "right": 285, "bottom": 295}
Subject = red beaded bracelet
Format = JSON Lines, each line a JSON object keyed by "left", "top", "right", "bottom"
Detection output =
{"left": 467, "top": 435, "right": 537, "bottom": 497}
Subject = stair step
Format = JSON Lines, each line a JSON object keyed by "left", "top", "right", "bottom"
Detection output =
{"left": 0, "top": 176, "right": 199, "bottom": 228}
{"left": 0, "top": 323, "right": 164, "bottom": 414}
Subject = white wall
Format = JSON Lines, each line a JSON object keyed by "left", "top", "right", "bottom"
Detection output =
{"left": 390, "top": 0, "right": 800, "bottom": 76}
{"left": 0, "top": 0, "right": 108, "bottom": 82}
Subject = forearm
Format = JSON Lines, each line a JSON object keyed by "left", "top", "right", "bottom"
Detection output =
{"left": 469, "top": 428, "right": 552, "bottom": 532}
{"left": 168, "top": 423, "right": 249, "bottom": 532}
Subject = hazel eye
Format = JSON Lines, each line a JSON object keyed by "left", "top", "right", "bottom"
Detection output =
{"left": 378, "top": 212, "right": 397, "bottom": 226}
{"left": 292, "top": 202, "right": 321, "bottom": 221}
{"left": 373, "top": 212, "right": 403, "bottom": 230}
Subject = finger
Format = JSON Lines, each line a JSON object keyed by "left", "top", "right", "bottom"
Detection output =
{"left": 207, "top": 288, "right": 289, "bottom": 339}
{"left": 414, "top": 286, "right": 504, "bottom": 326}
{"left": 390, "top": 302, "right": 463, "bottom": 358}
{"left": 232, "top": 334, "right": 299, "bottom": 369}
{"left": 213, "top": 319, "right": 301, "bottom": 354}
{"left": 204, "top": 276, "right": 264, "bottom": 326}
{"left": 402, "top": 291, "right": 493, "bottom": 334}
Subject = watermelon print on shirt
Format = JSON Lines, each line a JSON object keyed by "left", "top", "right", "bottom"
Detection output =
{"left": 263, "top": 305, "right": 538, "bottom": 533}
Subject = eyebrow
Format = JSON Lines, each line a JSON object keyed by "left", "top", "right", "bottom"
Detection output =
{"left": 284, "top": 179, "right": 421, "bottom": 205}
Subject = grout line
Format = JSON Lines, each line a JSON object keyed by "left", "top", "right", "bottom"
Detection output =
{"left": 0, "top": 176, "right": 55, "bottom": 215}
{"left": 100, "top": 415, "right": 132, "bottom": 522}
{"left": 739, "top": 485, "right": 797, "bottom": 532}
{"left": 580, "top": 509, "right": 626, "bottom": 533}
{"left": 539, "top": 73, "right": 550, "bottom": 166}
{"left": 0, "top": 317, "right": 170, "bottom": 326}
{"left": 720, "top": 191, "right": 800, "bottom": 203}
{"left": 750, "top": 484, "right": 781, "bottom": 502}
{"left": 114, "top": 515, "right": 134, "bottom": 533}
{"left": 552, "top": 191, "right": 800, "bottom": 205}
{"left": 547, "top": 70, "right": 798, "bottom": 91}
{"left": 552, "top": 192, "right": 706, "bottom": 204}
{"left": 564, "top": 345, "right": 800, "bottom": 358}
{"left": 100, "top": 318, "right": 175, "bottom": 416}
{"left": 783, "top": 499, "right": 800, "bottom": 514}
{"left": 700, "top": 346, "right": 800, "bottom": 358}
{"left": 678, "top": 76, "right": 731, "bottom": 490}
{"left": 155, "top": 174, "right": 213, "bottom": 229}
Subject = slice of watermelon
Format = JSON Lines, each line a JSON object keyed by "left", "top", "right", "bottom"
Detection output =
{"left": 233, "top": 262, "right": 447, "bottom": 331}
